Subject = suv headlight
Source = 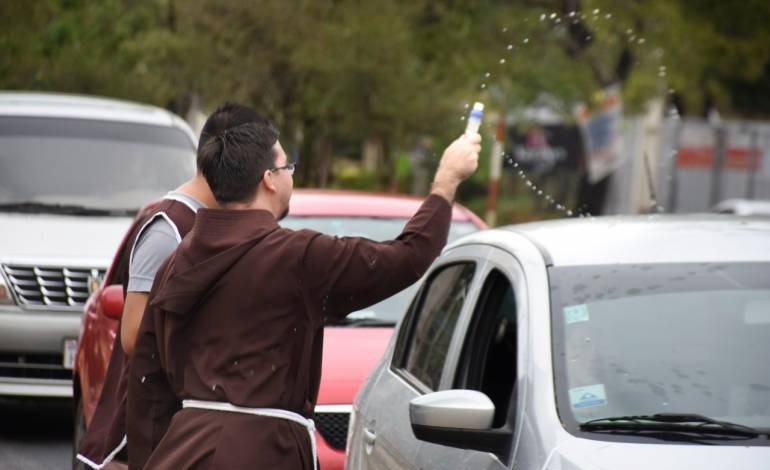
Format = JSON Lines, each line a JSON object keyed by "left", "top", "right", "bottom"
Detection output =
{"left": 0, "top": 272, "right": 15, "bottom": 305}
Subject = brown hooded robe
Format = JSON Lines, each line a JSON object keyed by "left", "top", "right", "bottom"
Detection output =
{"left": 128, "top": 194, "right": 452, "bottom": 470}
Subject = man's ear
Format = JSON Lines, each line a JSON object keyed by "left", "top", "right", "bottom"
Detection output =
{"left": 262, "top": 169, "right": 277, "bottom": 193}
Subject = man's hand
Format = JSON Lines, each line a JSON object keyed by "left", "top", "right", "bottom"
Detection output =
{"left": 431, "top": 133, "right": 481, "bottom": 203}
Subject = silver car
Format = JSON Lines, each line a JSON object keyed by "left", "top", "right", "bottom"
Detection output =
{"left": 0, "top": 92, "right": 196, "bottom": 398}
{"left": 347, "top": 215, "right": 770, "bottom": 470}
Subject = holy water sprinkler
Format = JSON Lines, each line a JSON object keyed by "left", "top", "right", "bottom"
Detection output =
{"left": 465, "top": 102, "right": 484, "bottom": 135}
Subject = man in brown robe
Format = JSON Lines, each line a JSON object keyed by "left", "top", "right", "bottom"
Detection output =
{"left": 79, "top": 105, "right": 268, "bottom": 470}
{"left": 127, "top": 102, "right": 481, "bottom": 469}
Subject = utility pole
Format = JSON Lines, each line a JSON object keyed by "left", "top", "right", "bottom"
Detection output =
{"left": 709, "top": 121, "right": 727, "bottom": 207}
{"left": 665, "top": 106, "right": 683, "bottom": 213}
{"left": 746, "top": 128, "right": 759, "bottom": 200}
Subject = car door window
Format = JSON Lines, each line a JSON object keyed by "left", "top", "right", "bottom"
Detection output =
{"left": 455, "top": 269, "right": 517, "bottom": 429}
{"left": 394, "top": 263, "right": 476, "bottom": 391}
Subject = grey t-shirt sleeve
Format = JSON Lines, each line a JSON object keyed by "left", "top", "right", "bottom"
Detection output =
{"left": 126, "top": 217, "right": 181, "bottom": 293}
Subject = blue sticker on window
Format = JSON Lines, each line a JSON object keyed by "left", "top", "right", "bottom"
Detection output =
{"left": 564, "top": 304, "right": 590, "bottom": 324}
{"left": 569, "top": 384, "right": 607, "bottom": 409}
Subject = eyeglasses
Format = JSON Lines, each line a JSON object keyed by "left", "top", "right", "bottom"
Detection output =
{"left": 270, "top": 162, "right": 298, "bottom": 175}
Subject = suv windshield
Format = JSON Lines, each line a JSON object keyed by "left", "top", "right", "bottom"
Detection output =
{"left": 0, "top": 116, "right": 196, "bottom": 214}
{"left": 549, "top": 262, "right": 770, "bottom": 441}
{"left": 281, "top": 216, "right": 478, "bottom": 324}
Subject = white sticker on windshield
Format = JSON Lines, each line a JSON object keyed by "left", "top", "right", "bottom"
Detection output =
{"left": 564, "top": 304, "right": 590, "bottom": 324}
{"left": 569, "top": 384, "right": 607, "bottom": 409}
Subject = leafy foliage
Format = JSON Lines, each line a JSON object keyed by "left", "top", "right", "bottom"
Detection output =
{"left": 2, "top": 0, "right": 769, "bottom": 188}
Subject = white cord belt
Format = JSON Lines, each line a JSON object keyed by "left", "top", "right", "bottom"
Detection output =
{"left": 182, "top": 399, "right": 317, "bottom": 470}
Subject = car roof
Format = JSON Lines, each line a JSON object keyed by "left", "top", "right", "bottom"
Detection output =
{"left": 0, "top": 92, "right": 191, "bottom": 133}
{"left": 453, "top": 214, "right": 770, "bottom": 266}
{"left": 289, "top": 189, "right": 486, "bottom": 225}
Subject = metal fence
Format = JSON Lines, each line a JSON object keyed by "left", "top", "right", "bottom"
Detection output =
{"left": 605, "top": 108, "right": 770, "bottom": 215}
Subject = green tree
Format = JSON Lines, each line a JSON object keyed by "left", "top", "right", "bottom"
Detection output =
{"left": 0, "top": 0, "right": 198, "bottom": 110}
{"left": 3, "top": 0, "right": 769, "bottom": 192}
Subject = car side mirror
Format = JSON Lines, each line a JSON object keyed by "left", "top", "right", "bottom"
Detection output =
{"left": 100, "top": 285, "right": 124, "bottom": 320}
{"left": 409, "top": 390, "right": 512, "bottom": 456}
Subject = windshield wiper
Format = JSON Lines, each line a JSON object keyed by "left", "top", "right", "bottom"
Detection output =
{"left": 0, "top": 202, "right": 134, "bottom": 216}
{"left": 580, "top": 413, "right": 763, "bottom": 439}
{"left": 330, "top": 317, "right": 396, "bottom": 327}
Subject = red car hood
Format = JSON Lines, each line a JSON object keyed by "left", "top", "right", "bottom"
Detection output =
{"left": 317, "top": 327, "right": 394, "bottom": 405}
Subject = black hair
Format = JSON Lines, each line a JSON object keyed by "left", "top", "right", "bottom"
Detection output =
{"left": 197, "top": 102, "right": 280, "bottom": 204}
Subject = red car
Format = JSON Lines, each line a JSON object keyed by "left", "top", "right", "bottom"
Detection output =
{"left": 73, "top": 189, "right": 486, "bottom": 470}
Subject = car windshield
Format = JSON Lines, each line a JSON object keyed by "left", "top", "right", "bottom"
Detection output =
{"left": 0, "top": 116, "right": 196, "bottom": 214}
{"left": 549, "top": 262, "right": 770, "bottom": 435}
{"left": 281, "top": 216, "right": 479, "bottom": 324}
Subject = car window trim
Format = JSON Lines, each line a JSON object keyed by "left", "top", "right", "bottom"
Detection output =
{"left": 390, "top": 252, "right": 482, "bottom": 392}
{"left": 399, "top": 261, "right": 477, "bottom": 392}
{"left": 392, "top": 260, "right": 475, "bottom": 373}
{"left": 437, "top": 246, "right": 512, "bottom": 389}
{"left": 444, "top": 246, "right": 530, "bottom": 465}
{"left": 453, "top": 267, "right": 516, "bottom": 391}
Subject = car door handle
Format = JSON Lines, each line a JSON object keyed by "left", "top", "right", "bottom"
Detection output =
{"left": 363, "top": 426, "right": 376, "bottom": 446}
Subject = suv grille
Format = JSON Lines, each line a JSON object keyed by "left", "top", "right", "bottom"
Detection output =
{"left": 315, "top": 411, "right": 350, "bottom": 450}
{"left": 0, "top": 353, "right": 71, "bottom": 380}
{"left": 2, "top": 264, "right": 105, "bottom": 309}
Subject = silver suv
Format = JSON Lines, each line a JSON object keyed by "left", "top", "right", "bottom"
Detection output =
{"left": 0, "top": 92, "right": 196, "bottom": 398}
